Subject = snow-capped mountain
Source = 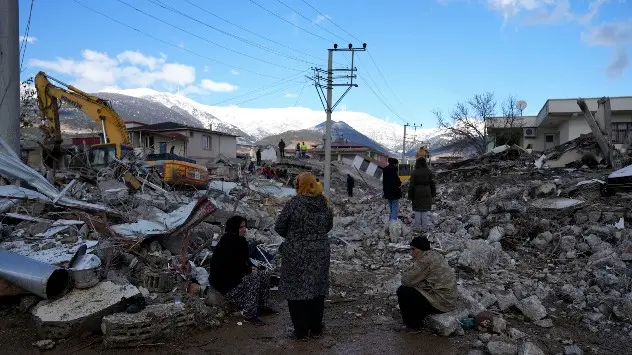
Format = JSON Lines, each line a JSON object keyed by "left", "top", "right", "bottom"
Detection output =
{"left": 99, "top": 88, "right": 255, "bottom": 143}
{"left": 100, "top": 88, "right": 442, "bottom": 153}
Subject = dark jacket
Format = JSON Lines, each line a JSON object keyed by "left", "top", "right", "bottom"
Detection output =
{"left": 382, "top": 165, "right": 402, "bottom": 200}
{"left": 256, "top": 149, "right": 261, "bottom": 159}
{"left": 279, "top": 141, "right": 286, "bottom": 150}
{"left": 208, "top": 233, "right": 252, "bottom": 294}
{"left": 275, "top": 195, "right": 333, "bottom": 300}
{"left": 347, "top": 175, "right": 355, "bottom": 189}
{"left": 408, "top": 164, "right": 436, "bottom": 212}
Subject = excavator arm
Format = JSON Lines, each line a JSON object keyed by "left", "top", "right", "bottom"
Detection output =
{"left": 35, "top": 71, "right": 131, "bottom": 149}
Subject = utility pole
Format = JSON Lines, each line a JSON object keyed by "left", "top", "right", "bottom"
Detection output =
{"left": 402, "top": 123, "right": 409, "bottom": 161}
{"left": 0, "top": 0, "right": 20, "bottom": 155}
{"left": 307, "top": 43, "right": 367, "bottom": 197}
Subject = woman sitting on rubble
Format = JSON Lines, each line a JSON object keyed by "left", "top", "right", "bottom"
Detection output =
{"left": 396, "top": 236, "right": 457, "bottom": 332}
{"left": 275, "top": 172, "right": 333, "bottom": 340}
{"left": 408, "top": 157, "right": 436, "bottom": 231}
{"left": 208, "top": 215, "right": 277, "bottom": 326}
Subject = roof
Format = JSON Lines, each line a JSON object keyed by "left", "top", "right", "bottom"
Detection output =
{"left": 126, "top": 121, "right": 239, "bottom": 137}
{"left": 357, "top": 154, "right": 388, "bottom": 168}
{"left": 311, "top": 147, "right": 387, "bottom": 155}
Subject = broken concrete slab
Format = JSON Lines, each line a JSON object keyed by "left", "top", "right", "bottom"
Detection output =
{"left": 101, "top": 303, "right": 195, "bottom": 348}
{"left": 487, "top": 341, "right": 518, "bottom": 355}
{"left": 517, "top": 342, "right": 545, "bottom": 355}
{"left": 530, "top": 198, "right": 583, "bottom": 211}
{"left": 32, "top": 281, "right": 140, "bottom": 339}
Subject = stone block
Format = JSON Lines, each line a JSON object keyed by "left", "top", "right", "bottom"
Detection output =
{"left": 518, "top": 342, "right": 545, "bottom": 355}
{"left": 101, "top": 303, "right": 195, "bottom": 348}
{"left": 142, "top": 271, "right": 175, "bottom": 293}
{"left": 32, "top": 281, "right": 140, "bottom": 339}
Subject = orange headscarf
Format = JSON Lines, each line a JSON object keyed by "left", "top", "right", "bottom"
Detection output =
{"left": 295, "top": 172, "right": 323, "bottom": 197}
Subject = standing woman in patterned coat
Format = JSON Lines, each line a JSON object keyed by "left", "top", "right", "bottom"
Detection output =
{"left": 275, "top": 172, "right": 334, "bottom": 340}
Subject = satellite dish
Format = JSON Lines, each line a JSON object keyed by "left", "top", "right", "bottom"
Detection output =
{"left": 516, "top": 100, "right": 527, "bottom": 115}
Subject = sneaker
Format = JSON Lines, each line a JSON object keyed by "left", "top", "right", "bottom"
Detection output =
{"left": 258, "top": 306, "right": 279, "bottom": 315}
{"left": 244, "top": 316, "right": 265, "bottom": 326}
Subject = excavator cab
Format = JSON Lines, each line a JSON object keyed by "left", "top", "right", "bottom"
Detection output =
{"left": 88, "top": 144, "right": 135, "bottom": 169}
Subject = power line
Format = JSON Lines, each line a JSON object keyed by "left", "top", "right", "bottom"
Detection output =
{"left": 293, "top": 83, "right": 307, "bottom": 107}
{"left": 146, "top": 0, "right": 319, "bottom": 66}
{"left": 182, "top": 0, "right": 325, "bottom": 64}
{"left": 116, "top": 0, "right": 306, "bottom": 71}
{"left": 366, "top": 51, "right": 412, "bottom": 118}
{"left": 208, "top": 72, "right": 308, "bottom": 105}
{"left": 274, "top": 0, "right": 346, "bottom": 43}
{"left": 247, "top": 0, "right": 331, "bottom": 43}
{"left": 360, "top": 77, "right": 406, "bottom": 123}
{"left": 20, "top": 0, "right": 35, "bottom": 70}
{"left": 229, "top": 80, "right": 307, "bottom": 106}
{"left": 299, "top": 0, "right": 362, "bottom": 44}
{"left": 72, "top": 0, "right": 281, "bottom": 79}
{"left": 299, "top": 0, "right": 413, "bottom": 121}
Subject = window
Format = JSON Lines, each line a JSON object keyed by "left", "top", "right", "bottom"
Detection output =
{"left": 360, "top": 159, "right": 370, "bottom": 172}
{"left": 202, "top": 135, "right": 211, "bottom": 150}
{"left": 189, "top": 131, "right": 194, "bottom": 137}
{"left": 374, "top": 168, "right": 383, "bottom": 179}
{"left": 612, "top": 123, "right": 632, "bottom": 144}
{"left": 545, "top": 134, "right": 555, "bottom": 143}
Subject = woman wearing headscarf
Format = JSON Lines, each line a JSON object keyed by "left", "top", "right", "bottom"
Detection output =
{"left": 209, "top": 215, "right": 277, "bottom": 326}
{"left": 275, "top": 172, "right": 334, "bottom": 340}
{"left": 408, "top": 157, "right": 436, "bottom": 230}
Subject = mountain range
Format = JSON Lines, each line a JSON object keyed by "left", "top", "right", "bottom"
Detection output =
{"left": 21, "top": 84, "right": 457, "bottom": 155}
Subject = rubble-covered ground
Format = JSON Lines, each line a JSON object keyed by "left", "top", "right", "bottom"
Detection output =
{"left": 2, "top": 137, "right": 632, "bottom": 354}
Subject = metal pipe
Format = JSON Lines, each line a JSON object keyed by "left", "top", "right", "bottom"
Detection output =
{"left": 0, "top": 250, "right": 71, "bottom": 299}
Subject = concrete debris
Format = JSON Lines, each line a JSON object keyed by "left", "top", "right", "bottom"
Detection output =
{"left": 564, "top": 345, "right": 583, "bottom": 355}
{"left": 517, "top": 296, "right": 547, "bottom": 321}
{"left": 32, "top": 281, "right": 141, "bottom": 338}
{"left": 32, "top": 339, "right": 55, "bottom": 350}
{"left": 486, "top": 341, "right": 518, "bottom": 355}
{"left": 101, "top": 303, "right": 195, "bottom": 348}
{"left": 517, "top": 342, "right": 545, "bottom": 355}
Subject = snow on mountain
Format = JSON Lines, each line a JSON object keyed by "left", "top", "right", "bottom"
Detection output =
{"left": 100, "top": 88, "right": 442, "bottom": 152}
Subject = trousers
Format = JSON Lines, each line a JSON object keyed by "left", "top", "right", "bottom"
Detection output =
{"left": 287, "top": 296, "right": 325, "bottom": 337}
{"left": 413, "top": 211, "right": 431, "bottom": 230}
{"left": 396, "top": 285, "right": 441, "bottom": 329}
{"left": 347, "top": 186, "right": 353, "bottom": 197}
{"left": 388, "top": 199, "right": 399, "bottom": 221}
{"left": 225, "top": 270, "right": 271, "bottom": 318}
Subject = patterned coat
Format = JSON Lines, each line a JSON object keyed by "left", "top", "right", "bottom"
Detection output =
{"left": 401, "top": 250, "right": 457, "bottom": 312}
{"left": 275, "top": 194, "right": 334, "bottom": 300}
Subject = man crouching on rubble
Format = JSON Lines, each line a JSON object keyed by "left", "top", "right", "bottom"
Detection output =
{"left": 209, "top": 216, "right": 278, "bottom": 326}
{"left": 396, "top": 236, "right": 457, "bottom": 332}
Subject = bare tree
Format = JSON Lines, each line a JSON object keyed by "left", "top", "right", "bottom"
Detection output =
{"left": 434, "top": 92, "right": 496, "bottom": 155}
{"left": 20, "top": 77, "right": 38, "bottom": 128}
{"left": 434, "top": 92, "right": 525, "bottom": 155}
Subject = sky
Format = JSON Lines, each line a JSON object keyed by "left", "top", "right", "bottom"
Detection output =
{"left": 18, "top": 0, "right": 632, "bottom": 129}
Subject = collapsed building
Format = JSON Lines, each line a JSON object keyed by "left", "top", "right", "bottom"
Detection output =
{"left": 2, "top": 97, "right": 632, "bottom": 354}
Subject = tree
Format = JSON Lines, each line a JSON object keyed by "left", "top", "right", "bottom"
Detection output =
{"left": 433, "top": 92, "right": 524, "bottom": 155}
{"left": 20, "top": 77, "right": 38, "bottom": 128}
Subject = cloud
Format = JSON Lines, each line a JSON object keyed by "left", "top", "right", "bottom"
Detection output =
{"left": 582, "top": 18, "right": 632, "bottom": 77}
{"left": 313, "top": 14, "right": 331, "bottom": 24}
{"left": 605, "top": 49, "right": 629, "bottom": 78}
{"left": 582, "top": 18, "right": 632, "bottom": 46}
{"left": 230, "top": 69, "right": 240, "bottom": 75}
{"left": 200, "top": 79, "right": 238, "bottom": 93}
{"left": 284, "top": 92, "right": 297, "bottom": 98}
{"left": 19, "top": 36, "right": 37, "bottom": 44}
{"left": 28, "top": 49, "right": 237, "bottom": 94}
{"left": 465, "top": 0, "right": 631, "bottom": 77}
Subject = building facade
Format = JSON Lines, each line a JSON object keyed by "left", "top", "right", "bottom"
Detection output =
{"left": 487, "top": 96, "right": 632, "bottom": 152}
{"left": 311, "top": 142, "right": 389, "bottom": 165}
{"left": 125, "top": 122, "right": 238, "bottom": 166}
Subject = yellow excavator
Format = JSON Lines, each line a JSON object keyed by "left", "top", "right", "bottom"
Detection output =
{"left": 35, "top": 71, "right": 210, "bottom": 188}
